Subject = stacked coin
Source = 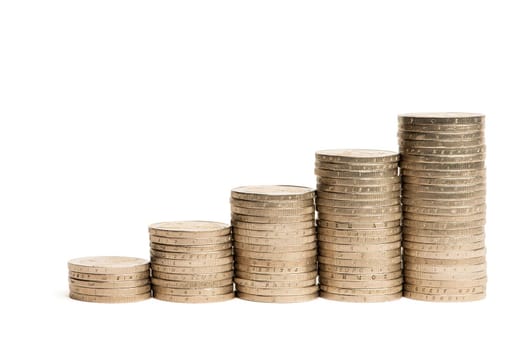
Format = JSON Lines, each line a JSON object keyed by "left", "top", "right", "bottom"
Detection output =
{"left": 398, "top": 112, "right": 487, "bottom": 302}
{"left": 315, "top": 149, "right": 403, "bottom": 302}
{"left": 149, "top": 221, "right": 234, "bottom": 303}
{"left": 68, "top": 256, "right": 151, "bottom": 303}
{"left": 231, "top": 185, "right": 318, "bottom": 303}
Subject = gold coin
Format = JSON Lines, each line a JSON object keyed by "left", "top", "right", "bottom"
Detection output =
{"left": 232, "top": 227, "right": 316, "bottom": 238}
{"left": 320, "top": 291, "right": 401, "bottom": 302}
{"left": 68, "top": 278, "right": 150, "bottom": 289}
{"left": 231, "top": 213, "right": 314, "bottom": 224}
{"left": 152, "top": 279, "right": 234, "bottom": 291}
{"left": 234, "top": 270, "right": 317, "bottom": 282}
{"left": 402, "top": 226, "right": 485, "bottom": 237}
{"left": 403, "top": 277, "right": 487, "bottom": 288}
{"left": 320, "top": 284, "right": 402, "bottom": 295}
{"left": 318, "top": 256, "right": 401, "bottom": 266}
{"left": 234, "top": 256, "right": 317, "bottom": 268}
{"left": 398, "top": 130, "right": 484, "bottom": 141}
{"left": 400, "top": 146, "right": 486, "bottom": 157}
{"left": 400, "top": 154, "right": 486, "bottom": 164}
{"left": 151, "top": 270, "right": 233, "bottom": 281}
{"left": 153, "top": 285, "right": 233, "bottom": 296}
{"left": 320, "top": 270, "right": 401, "bottom": 281}
{"left": 70, "top": 292, "right": 150, "bottom": 303}
{"left": 233, "top": 241, "right": 317, "bottom": 253}
{"left": 402, "top": 204, "right": 486, "bottom": 216}
{"left": 315, "top": 168, "right": 398, "bottom": 179}
{"left": 402, "top": 234, "right": 484, "bottom": 244}
{"left": 317, "top": 191, "right": 399, "bottom": 201}
{"left": 233, "top": 234, "right": 316, "bottom": 245}
{"left": 150, "top": 242, "right": 232, "bottom": 253}
{"left": 319, "top": 263, "right": 401, "bottom": 274}
{"left": 319, "top": 248, "right": 400, "bottom": 260}
{"left": 231, "top": 185, "right": 315, "bottom": 201}
{"left": 315, "top": 161, "right": 398, "bottom": 171}
{"left": 230, "top": 198, "right": 314, "bottom": 209}
{"left": 402, "top": 190, "right": 486, "bottom": 201}
{"left": 403, "top": 290, "right": 485, "bottom": 302}
{"left": 68, "top": 271, "right": 150, "bottom": 282}
{"left": 402, "top": 198, "right": 486, "bottom": 209}
{"left": 316, "top": 183, "right": 401, "bottom": 194}
{"left": 318, "top": 234, "right": 400, "bottom": 245}
{"left": 321, "top": 277, "right": 402, "bottom": 289}
{"left": 402, "top": 219, "right": 485, "bottom": 230}
{"left": 150, "top": 249, "right": 232, "bottom": 260}
{"left": 68, "top": 256, "right": 149, "bottom": 274}
{"left": 316, "top": 205, "right": 400, "bottom": 216}
{"left": 149, "top": 234, "right": 231, "bottom": 246}
{"left": 403, "top": 212, "right": 486, "bottom": 223}
{"left": 403, "top": 248, "right": 486, "bottom": 260}
{"left": 151, "top": 256, "right": 233, "bottom": 267}
{"left": 234, "top": 248, "right": 317, "bottom": 260}
{"left": 317, "top": 213, "right": 402, "bottom": 224}
{"left": 401, "top": 168, "right": 486, "bottom": 178}
{"left": 403, "top": 270, "right": 486, "bottom": 280}
{"left": 236, "top": 285, "right": 318, "bottom": 296}
{"left": 318, "top": 226, "right": 400, "bottom": 237}
{"left": 232, "top": 221, "right": 315, "bottom": 231}
{"left": 69, "top": 285, "right": 150, "bottom": 296}
{"left": 398, "top": 121, "right": 484, "bottom": 132}
{"left": 234, "top": 277, "right": 315, "bottom": 289}
{"left": 148, "top": 221, "right": 230, "bottom": 238}
{"left": 402, "top": 241, "right": 485, "bottom": 252}
{"left": 398, "top": 112, "right": 485, "bottom": 124}
{"left": 403, "top": 255, "right": 486, "bottom": 266}
{"left": 319, "top": 241, "right": 401, "bottom": 252}
{"left": 317, "top": 176, "right": 400, "bottom": 186}
{"left": 236, "top": 291, "right": 318, "bottom": 303}
{"left": 231, "top": 205, "right": 315, "bottom": 217}
{"left": 151, "top": 263, "right": 232, "bottom": 274}
{"left": 153, "top": 292, "right": 234, "bottom": 303}
{"left": 315, "top": 149, "right": 399, "bottom": 164}
{"left": 400, "top": 161, "right": 485, "bottom": 172}
{"left": 404, "top": 263, "right": 486, "bottom": 274}
{"left": 316, "top": 197, "right": 401, "bottom": 208}
{"left": 403, "top": 284, "right": 485, "bottom": 295}
{"left": 235, "top": 263, "right": 317, "bottom": 274}
{"left": 317, "top": 219, "right": 401, "bottom": 229}
{"left": 399, "top": 138, "right": 484, "bottom": 148}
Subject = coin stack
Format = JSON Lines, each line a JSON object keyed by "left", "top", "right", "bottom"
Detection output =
{"left": 68, "top": 256, "right": 151, "bottom": 303}
{"left": 315, "top": 149, "right": 403, "bottom": 302}
{"left": 398, "top": 112, "right": 487, "bottom": 302}
{"left": 231, "top": 185, "right": 318, "bottom": 303}
{"left": 149, "top": 221, "right": 234, "bottom": 303}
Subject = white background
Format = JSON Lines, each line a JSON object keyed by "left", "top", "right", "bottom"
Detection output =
{"left": 0, "top": 1, "right": 522, "bottom": 349}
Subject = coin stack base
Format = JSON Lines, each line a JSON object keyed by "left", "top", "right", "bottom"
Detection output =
{"left": 398, "top": 112, "right": 487, "bottom": 302}
{"left": 149, "top": 221, "right": 234, "bottom": 303}
{"left": 68, "top": 256, "right": 151, "bottom": 303}
{"left": 231, "top": 185, "right": 318, "bottom": 303}
{"left": 315, "top": 149, "right": 402, "bottom": 302}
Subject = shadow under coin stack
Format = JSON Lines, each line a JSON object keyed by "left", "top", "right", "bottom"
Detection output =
{"left": 315, "top": 149, "right": 403, "bottom": 302}
{"left": 231, "top": 185, "right": 318, "bottom": 303}
{"left": 398, "top": 112, "right": 487, "bottom": 302}
{"left": 68, "top": 256, "right": 151, "bottom": 303}
{"left": 149, "top": 221, "right": 234, "bottom": 303}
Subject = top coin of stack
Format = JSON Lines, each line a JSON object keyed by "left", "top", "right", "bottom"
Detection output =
{"left": 149, "top": 221, "right": 234, "bottom": 303}
{"left": 315, "top": 149, "right": 403, "bottom": 302}
{"left": 398, "top": 112, "right": 487, "bottom": 302}
{"left": 231, "top": 185, "right": 318, "bottom": 303}
{"left": 68, "top": 256, "right": 151, "bottom": 303}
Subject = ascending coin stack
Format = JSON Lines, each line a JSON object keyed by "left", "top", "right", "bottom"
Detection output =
{"left": 149, "top": 221, "right": 234, "bottom": 303}
{"left": 398, "top": 113, "right": 487, "bottom": 302}
{"left": 68, "top": 256, "right": 151, "bottom": 303}
{"left": 315, "top": 150, "right": 403, "bottom": 302}
{"left": 231, "top": 185, "right": 318, "bottom": 303}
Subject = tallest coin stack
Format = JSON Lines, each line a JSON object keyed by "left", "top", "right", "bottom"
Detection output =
{"left": 398, "top": 113, "right": 487, "bottom": 301}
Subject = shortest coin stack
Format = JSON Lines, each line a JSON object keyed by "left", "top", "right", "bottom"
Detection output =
{"left": 68, "top": 256, "right": 151, "bottom": 303}
{"left": 149, "top": 221, "right": 234, "bottom": 303}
